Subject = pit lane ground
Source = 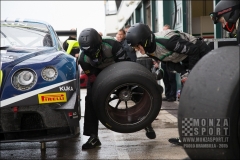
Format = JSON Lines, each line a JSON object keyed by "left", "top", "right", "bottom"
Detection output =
{"left": 0, "top": 88, "right": 189, "bottom": 160}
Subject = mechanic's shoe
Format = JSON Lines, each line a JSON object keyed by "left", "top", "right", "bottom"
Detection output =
{"left": 168, "top": 137, "right": 183, "bottom": 146}
{"left": 145, "top": 126, "right": 156, "bottom": 139}
{"left": 167, "top": 97, "right": 176, "bottom": 102}
{"left": 82, "top": 135, "right": 101, "bottom": 150}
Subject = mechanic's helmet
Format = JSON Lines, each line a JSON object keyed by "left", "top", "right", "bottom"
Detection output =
{"left": 78, "top": 28, "right": 102, "bottom": 60}
{"left": 43, "top": 34, "right": 53, "bottom": 47}
{"left": 126, "top": 23, "right": 154, "bottom": 48}
{"left": 210, "top": 0, "right": 240, "bottom": 32}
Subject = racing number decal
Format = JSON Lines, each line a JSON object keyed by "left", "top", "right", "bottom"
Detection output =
{"left": 38, "top": 92, "right": 67, "bottom": 104}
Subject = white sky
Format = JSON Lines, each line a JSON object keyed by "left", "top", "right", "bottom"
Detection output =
{"left": 1, "top": 1, "right": 106, "bottom": 41}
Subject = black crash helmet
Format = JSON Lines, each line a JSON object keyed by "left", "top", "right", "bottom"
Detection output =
{"left": 126, "top": 23, "right": 152, "bottom": 47}
{"left": 210, "top": 0, "right": 240, "bottom": 24}
{"left": 78, "top": 28, "right": 102, "bottom": 59}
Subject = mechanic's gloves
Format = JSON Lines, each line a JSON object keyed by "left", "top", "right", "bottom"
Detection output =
{"left": 152, "top": 67, "right": 164, "bottom": 80}
{"left": 180, "top": 70, "right": 190, "bottom": 84}
{"left": 156, "top": 68, "right": 164, "bottom": 80}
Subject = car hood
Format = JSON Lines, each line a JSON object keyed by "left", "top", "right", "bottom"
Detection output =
{"left": 0, "top": 47, "right": 57, "bottom": 70}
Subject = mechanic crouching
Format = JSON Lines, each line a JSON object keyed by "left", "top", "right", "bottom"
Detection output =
{"left": 78, "top": 28, "right": 157, "bottom": 150}
{"left": 126, "top": 23, "right": 211, "bottom": 85}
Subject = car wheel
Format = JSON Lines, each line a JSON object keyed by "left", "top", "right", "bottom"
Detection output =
{"left": 92, "top": 61, "right": 162, "bottom": 133}
{"left": 178, "top": 46, "right": 239, "bottom": 159}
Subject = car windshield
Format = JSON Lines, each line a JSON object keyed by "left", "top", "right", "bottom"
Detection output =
{"left": 1, "top": 21, "right": 53, "bottom": 48}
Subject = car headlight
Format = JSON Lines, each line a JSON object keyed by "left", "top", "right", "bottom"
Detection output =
{"left": 12, "top": 69, "right": 37, "bottom": 91}
{"left": 41, "top": 66, "right": 58, "bottom": 81}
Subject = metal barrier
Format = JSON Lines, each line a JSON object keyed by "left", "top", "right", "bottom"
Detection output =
{"left": 204, "top": 38, "right": 237, "bottom": 49}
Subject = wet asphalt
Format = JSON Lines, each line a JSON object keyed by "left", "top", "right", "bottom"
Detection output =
{"left": 0, "top": 88, "right": 189, "bottom": 160}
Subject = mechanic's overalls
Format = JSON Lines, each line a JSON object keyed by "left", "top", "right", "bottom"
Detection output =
{"left": 78, "top": 37, "right": 128, "bottom": 136}
{"left": 149, "top": 30, "right": 211, "bottom": 75}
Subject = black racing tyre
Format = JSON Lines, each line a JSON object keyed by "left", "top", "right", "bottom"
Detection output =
{"left": 92, "top": 61, "right": 162, "bottom": 133}
{"left": 178, "top": 46, "right": 239, "bottom": 159}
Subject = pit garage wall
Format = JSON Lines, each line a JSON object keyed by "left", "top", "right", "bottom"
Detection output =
{"left": 192, "top": 16, "right": 214, "bottom": 39}
{"left": 162, "top": 0, "right": 186, "bottom": 32}
{"left": 162, "top": 0, "right": 221, "bottom": 38}
{"left": 213, "top": 0, "right": 222, "bottom": 38}
{"left": 105, "top": 0, "right": 222, "bottom": 38}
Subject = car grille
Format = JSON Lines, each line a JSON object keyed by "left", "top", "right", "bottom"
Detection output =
{"left": 21, "top": 113, "right": 45, "bottom": 130}
{"left": 0, "top": 112, "right": 71, "bottom": 141}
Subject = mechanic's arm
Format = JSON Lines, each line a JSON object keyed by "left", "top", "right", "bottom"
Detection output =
{"left": 164, "top": 35, "right": 200, "bottom": 55}
{"left": 78, "top": 52, "right": 100, "bottom": 83}
{"left": 112, "top": 40, "right": 130, "bottom": 62}
{"left": 165, "top": 35, "right": 202, "bottom": 70}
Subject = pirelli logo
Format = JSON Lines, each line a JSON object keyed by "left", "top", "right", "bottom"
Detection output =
{"left": 38, "top": 92, "right": 67, "bottom": 104}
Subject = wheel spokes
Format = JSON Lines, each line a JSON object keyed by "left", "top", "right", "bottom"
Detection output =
{"left": 106, "top": 83, "right": 152, "bottom": 125}
{"left": 125, "top": 101, "right": 128, "bottom": 109}
{"left": 115, "top": 99, "right": 121, "bottom": 109}
{"left": 108, "top": 94, "right": 118, "bottom": 102}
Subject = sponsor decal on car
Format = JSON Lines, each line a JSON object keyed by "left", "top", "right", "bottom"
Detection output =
{"left": 73, "top": 112, "right": 78, "bottom": 119}
{"left": 38, "top": 92, "right": 67, "bottom": 104}
{"left": 59, "top": 86, "right": 73, "bottom": 91}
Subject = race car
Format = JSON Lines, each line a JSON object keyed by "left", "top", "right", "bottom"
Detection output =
{"left": 0, "top": 18, "right": 81, "bottom": 143}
